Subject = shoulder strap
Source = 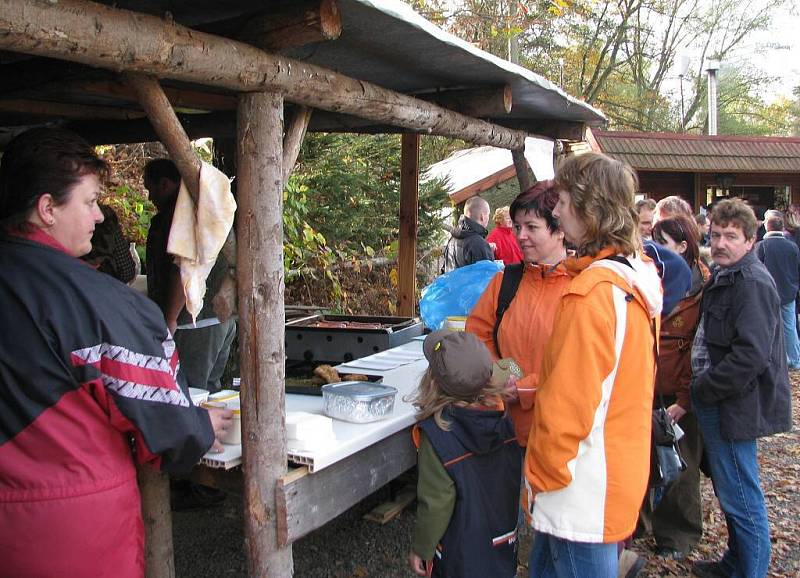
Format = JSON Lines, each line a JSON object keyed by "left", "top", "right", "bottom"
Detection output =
{"left": 603, "top": 254, "right": 633, "bottom": 269}
{"left": 492, "top": 262, "right": 524, "bottom": 358}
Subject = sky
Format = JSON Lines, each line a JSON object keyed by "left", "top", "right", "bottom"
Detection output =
{"left": 748, "top": 4, "right": 800, "bottom": 101}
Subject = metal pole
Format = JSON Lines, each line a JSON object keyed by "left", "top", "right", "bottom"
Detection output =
{"left": 679, "top": 74, "right": 685, "bottom": 132}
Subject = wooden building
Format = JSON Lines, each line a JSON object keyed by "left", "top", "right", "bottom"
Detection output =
{"left": 592, "top": 130, "right": 800, "bottom": 213}
{"left": 0, "top": 1, "right": 605, "bottom": 576}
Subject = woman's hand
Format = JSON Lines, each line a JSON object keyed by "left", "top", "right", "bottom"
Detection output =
{"left": 206, "top": 407, "right": 234, "bottom": 453}
{"left": 504, "top": 375, "right": 519, "bottom": 402}
{"left": 666, "top": 403, "right": 686, "bottom": 424}
{"left": 408, "top": 551, "right": 428, "bottom": 577}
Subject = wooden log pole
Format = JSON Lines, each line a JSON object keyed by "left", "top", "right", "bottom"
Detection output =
{"left": 137, "top": 466, "right": 175, "bottom": 578}
{"left": 419, "top": 85, "right": 513, "bottom": 118}
{"left": 236, "top": 91, "right": 293, "bottom": 577}
{"left": 0, "top": 0, "right": 527, "bottom": 150}
{"left": 240, "top": 0, "right": 342, "bottom": 51}
{"left": 511, "top": 148, "right": 533, "bottom": 193}
{"left": 282, "top": 106, "right": 312, "bottom": 189}
{"left": 397, "top": 133, "right": 420, "bottom": 317}
{"left": 123, "top": 72, "right": 201, "bottom": 204}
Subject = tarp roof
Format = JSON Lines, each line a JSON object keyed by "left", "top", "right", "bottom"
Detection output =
{"left": 594, "top": 131, "right": 800, "bottom": 173}
{"left": 0, "top": 0, "right": 605, "bottom": 143}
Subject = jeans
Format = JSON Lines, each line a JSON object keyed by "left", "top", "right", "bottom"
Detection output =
{"left": 692, "top": 391, "right": 771, "bottom": 578}
{"left": 529, "top": 532, "right": 617, "bottom": 578}
{"left": 779, "top": 301, "right": 800, "bottom": 368}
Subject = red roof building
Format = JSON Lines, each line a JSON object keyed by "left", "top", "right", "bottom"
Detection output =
{"left": 591, "top": 130, "right": 800, "bottom": 212}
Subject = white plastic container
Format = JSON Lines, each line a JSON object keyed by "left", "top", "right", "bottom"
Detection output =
{"left": 321, "top": 382, "right": 397, "bottom": 423}
{"left": 203, "top": 397, "right": 242, "bottom": 445}
{"left": 444, "top": 316, "right": 466, "bottom": 331}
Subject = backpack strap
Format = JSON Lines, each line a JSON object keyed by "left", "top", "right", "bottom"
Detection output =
{"left": 492, "top": 262, "right": 524, "bottom": 358}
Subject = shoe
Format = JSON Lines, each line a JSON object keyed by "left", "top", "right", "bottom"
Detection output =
{"left": 692, "top": 560, "right": 731, "bottom": 577}
{"left": 655, "top": 546, "right": 686, "bottom": 560}
{"left": 171, "top": 482, "right": 226, "bottom": 511}
{"left": 617, "top": 549, "right": 645, "bottom": 578}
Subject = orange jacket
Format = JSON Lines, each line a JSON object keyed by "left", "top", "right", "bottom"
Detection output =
{"left": 466, "top": 263, "right": 571, "bottom": 445}
{"left": 524, "top": 249, "right": 662, "bottom": 543}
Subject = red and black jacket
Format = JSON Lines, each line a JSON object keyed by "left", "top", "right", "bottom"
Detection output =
{"left": 0, "top": 230, "right": 214, "bottom": 577}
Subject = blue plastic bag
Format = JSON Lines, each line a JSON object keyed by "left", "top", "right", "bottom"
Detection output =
{"left": 419, "top": 260, "right": 504, "bottom": 330}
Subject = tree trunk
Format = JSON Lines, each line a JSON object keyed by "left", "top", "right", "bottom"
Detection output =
{"left": 236, "top": 91, "right": 293, "bottom": 577}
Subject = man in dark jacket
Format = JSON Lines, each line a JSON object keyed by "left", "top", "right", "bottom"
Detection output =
{"left": 755, "top": 213, "right": 800, "bottom": 369}
{"left": 690, "top": 199, "right": 792, "bottom": 578}
{"left": 443, "top": 196, "right": 493, "bottom": 272}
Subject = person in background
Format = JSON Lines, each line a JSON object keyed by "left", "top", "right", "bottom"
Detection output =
{"left": 467, "top": 181, "right": 569, "bottom": 447}
{"left": 442, "top": 195, "right": 493, "bottom": 271}
{"left": 486, "top": 205, "right": 523, "bottom": 265}
{"left": 0, "top": 127, "right": 232, "bottom": 577}
{"left": 643, "top": 216, "right": 710, "bottom": 560}
{"left": 695, "top": 213, "right": 710, "bottom": 247}
{"left": 82, "top": 203, "right": 137, "bottom": 283}
{"left": 635, "top": 198, "right": 656, "bottom": 239}
{"left": 144, "top": 159, "right": 236, "bottom": 394}
{"left": 525, "top": 153, "right": 662, "bottom": 578}
{"left": 690, "top": 199, "right": 792, "bottom": 578}
{"left": 755, "top": 213, "right": 800, "bottom": 370}
{"left": 408, "top": 330, "right": 521, "bottom": 578}
{"left": 654, "top": 195, "right": 693, "bottom": 225}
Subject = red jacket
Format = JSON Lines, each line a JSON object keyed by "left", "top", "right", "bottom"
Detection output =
{"left": 0, "top": 229, "right": 214, "bottom": 577}
{"left": 486, "top": 226, "right": 523, "bottom": 265}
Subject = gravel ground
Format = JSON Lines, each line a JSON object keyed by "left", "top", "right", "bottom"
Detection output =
{"left": 175, "top": 379, "right": 800, "bottom": 578}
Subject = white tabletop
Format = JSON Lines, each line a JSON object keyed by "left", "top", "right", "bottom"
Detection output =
{"left": 201, "top": 339, "right": 427, "bottom": 472}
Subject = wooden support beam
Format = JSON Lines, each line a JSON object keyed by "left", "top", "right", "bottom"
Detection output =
{"left": 236, "top": 91, "right": 293, "bottom": 577}
{"left": 75, "top": 80, "right": 237, "bottom": 112}
{"left": 0, "top": 0, "right": 528, "bottom": 149}
{"left": 123, "top": 73, "right": 201, "bottom": 204}
{"left": 137, "top": 467, "right": 175, "bottom": 578}
{"left": 282, "top": 106, "right": 312, "bottom": 189}
{"left": 418, "top": 85, "right": 512, "bottom": 118}
{"left": 0, "top": 98, "right": 145, "bottom": 120}
{"left": 512, "top": 149, "right": 533, "bottom": 193}
{"left": 240, "top": 0, "right": 342, "bottom": 51}
{"left": 398, "top": 133, "right": 420, "bottom": 317}
{"left": 276, "top": 428, "right": 416, "bottom": 546}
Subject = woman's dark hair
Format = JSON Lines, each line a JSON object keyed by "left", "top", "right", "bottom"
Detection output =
{"left": 652, "top": 216, "right": 699, "bottom": 268}
{"left": 0, "top": 128, "right": 107, "bottom": 230}
{"left": 509, "top": 179, "right": 559, "bottom": 233}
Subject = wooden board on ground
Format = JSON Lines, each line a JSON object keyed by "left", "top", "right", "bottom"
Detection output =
{"left": 363, "top": 485, "right": 416, "bottom": 525}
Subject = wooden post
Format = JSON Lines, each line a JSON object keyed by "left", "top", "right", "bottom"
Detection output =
{"left": 240, "top": 0, "right": 342, "bottom": 51}
{"left": 137, "top": 467, "right": 175, "bottom": 578}
{"left": 236, "top": 91, "right": 293, "bottom": 577}
{"left": 282, "top": 106, "right": 312, "bottom": 189}
{"left": 398, "top": 133, "right": 420, "bottom": 317}
{"left": 123, "top": 72, "right": 201, "bottom": 203}
{"left": 511, "top": 148, "right": 533, "bottom": 193}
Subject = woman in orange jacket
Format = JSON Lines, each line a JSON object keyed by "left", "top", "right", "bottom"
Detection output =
{"left": 466, "top": 181, "right": 569, "bottom": 446}
{"left": 524, "top": 153, "right": 662, "bottom": 578}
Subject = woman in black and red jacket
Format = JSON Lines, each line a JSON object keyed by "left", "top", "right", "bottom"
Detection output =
{"left": 0, "top": 128, "right": 232, "bottom": 578}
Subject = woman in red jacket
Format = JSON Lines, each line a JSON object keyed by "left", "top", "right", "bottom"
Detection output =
{"left": 0, "top": 128, "right": 232, "bottom": 578}
{"left": 486, "top": 206, "right": 524, "bottom": 265}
